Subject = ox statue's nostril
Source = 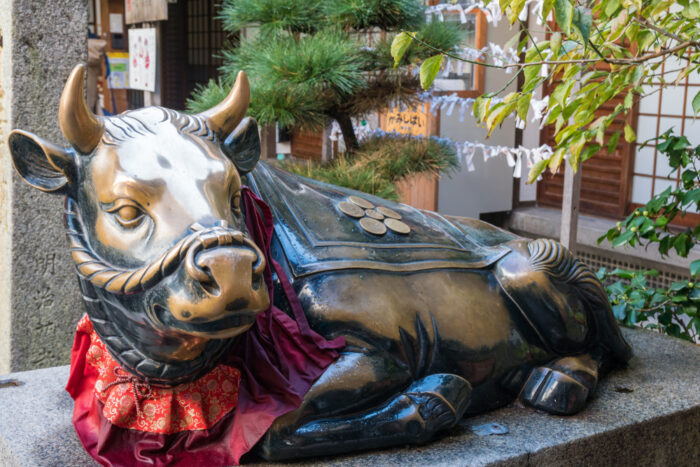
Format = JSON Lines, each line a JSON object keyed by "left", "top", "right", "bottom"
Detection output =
{"left": 185, "top": 242, "right": 210, "bottom": 284}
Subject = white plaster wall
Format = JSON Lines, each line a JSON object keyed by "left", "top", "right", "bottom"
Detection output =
{"left": 437, "top": 19, "right": 518, "bottom": 218}
{"left": 438, "top": 11, "right": 544, "bottom": 217}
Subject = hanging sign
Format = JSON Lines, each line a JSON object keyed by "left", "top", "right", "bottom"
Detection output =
{"left": 380, "top": 103, "right": 437, "bottom": 137}
{"left": 128, "top": 28, "right": 156, "bottom": 92}
{"left": 125, "top": 0, "right": 168, "bottom": 24}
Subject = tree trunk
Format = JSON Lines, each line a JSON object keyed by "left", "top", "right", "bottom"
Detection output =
{"left": 334, "top": 113, "right": 359, "bottom": 153}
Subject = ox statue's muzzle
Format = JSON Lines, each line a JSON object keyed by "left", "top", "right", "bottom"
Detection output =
{"left": 158, "top": 220, "right": 270, "bottom": 336}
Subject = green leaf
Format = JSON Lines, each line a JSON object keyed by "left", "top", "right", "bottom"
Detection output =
{"left": 551, "top": 80, "right": 574, "bottom": 108}
{"left": 517, "top": 94, "right": 532, "bottom": 122}
{"left": 554, "top": 0, "right": 573, "bottom": 35}
{"left": 507, "top": 0, "right": 528, "bottom": 24}
{"left": 541, "top": 0, "right": 555, "bottom": 23}
{"left": 624, "top": 123, "right": 636, "bottom": 143}
{"left": 473, "top": 96, "right": 491, "bottom": 123}
{"left": 674, "top": 235, "right": 690, "bottom": 257}
{"left": 612, "top": 229, "right": 635, "bottom": 247}
{"left": 604, "top": 0, "right": 620, "bottom": 17}
{"left": 548, "top": 147, "right": 566, "bottom": 173}
{"left": 528, "top": 158, "right": 549, "bottom": 184}
{"left": 419, "top": 55, "right": 443, "bottom": 90}
{"left": 670, "top": 281, "right": 688, "bottom": 292}
{"left": 608, "top": 132, "right": 621, "bottom": 153}
{"left": 612, "top": 303, "right": 627, "bottom": 321}
{"left": 611, "top": 268, "right": 635, "bottom": 279}
{"left": 391, "top": 32, "right": 413, "bottom": 68}
{"left": 559, "top": 40, "right": 578, "bottom": 58}
{"left": 690, "top": 259, "right": 700, "bottom": 276}
{"left": 550, "top": 32, "right": 562, "bottom": 58}
{"left": 693, "top": 90, "right": 700, "bottom": 115}
{"left": 681, "top": 1, "right": 700, "bottom": 19}
{"left": 580, "top": 144, "right": 600, "bottom": 163}
{"left": 572, "top": 7, "right": 592, "bottom": 44}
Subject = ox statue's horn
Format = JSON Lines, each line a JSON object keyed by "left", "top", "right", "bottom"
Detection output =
{"left": 199, "top": 71, "right": 250, "bottom": 136}
{"left": 59, "top": 64, "right": 104, "bottom": 154}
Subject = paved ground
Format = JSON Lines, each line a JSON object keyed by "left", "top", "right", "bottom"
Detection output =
{"left": 1, "top": 328, "right": 698, "bottom": 466}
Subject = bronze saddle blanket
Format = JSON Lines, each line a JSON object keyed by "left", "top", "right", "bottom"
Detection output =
{"left": 248, "top": 162, "right": 517, "bottom": 279}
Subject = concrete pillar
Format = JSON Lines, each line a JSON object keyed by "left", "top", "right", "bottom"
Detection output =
{"left": 0, "top": 0, "right": 88, "bottom": 373}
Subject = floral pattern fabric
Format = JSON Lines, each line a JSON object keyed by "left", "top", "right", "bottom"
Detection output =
{"left": 78, "top": 316, "right": 240, "bottom": 434}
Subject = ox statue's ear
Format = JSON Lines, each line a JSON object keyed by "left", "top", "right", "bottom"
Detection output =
{"left": 222, "top": 117, "right": 261, "bottom": 174}
{"left": 8, "top": 129, "right": 76, "bottom": 193}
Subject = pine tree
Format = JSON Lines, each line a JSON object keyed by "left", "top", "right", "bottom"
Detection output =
{"left": 187, "top": 0, "right": 462, "bottom": 152}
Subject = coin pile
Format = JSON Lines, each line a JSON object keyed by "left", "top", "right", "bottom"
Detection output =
{"left": 337, "top": 195, "right": 411, "bottom": 236}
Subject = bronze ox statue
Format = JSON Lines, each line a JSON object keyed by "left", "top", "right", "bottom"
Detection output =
{"left": 9, "top": 65, "right": 631, "bottom": 462}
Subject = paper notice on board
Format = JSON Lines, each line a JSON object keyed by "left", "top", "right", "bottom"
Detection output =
{"left": 109, "top": 13, "right": 123, "bottom": 34}
{"left": 106, "top": 52, "right": 129, "bottom": 89}
{"left": 128, "top": 28, "right": 156, "bottom": 92}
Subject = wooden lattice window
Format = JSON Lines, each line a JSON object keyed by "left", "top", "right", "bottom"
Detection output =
{"left": 631, "top": 54, "right": 700, "bottom": 226}
{"left": 186, "top": 0, "right": 228, "bottom": 92}
{"left": 161, "top": 0, "right": 233, "bottom": 110}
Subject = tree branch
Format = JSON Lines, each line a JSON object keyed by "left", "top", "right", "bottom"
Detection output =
{"left": 405, "top": 32, "right": 505, "bottom": 69}
{"left": 505, "top": 41, "right": 696, "bottom": 68}
{"left": 633, "top": 17, "right": 689, "bottom": 44}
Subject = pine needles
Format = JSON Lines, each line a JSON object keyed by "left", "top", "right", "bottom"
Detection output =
{"left": 187, "top": 0, "right": 463, "bottom": 148}
{"left": 281, "top": 135, "right": 458, "bottom": 201}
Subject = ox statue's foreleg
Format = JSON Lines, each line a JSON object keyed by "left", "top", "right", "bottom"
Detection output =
{"left": 494, "top": 238, "right": 632, "bottom": 415}
{"left": 255, "top": 351, "right": 471, "bottom": 461}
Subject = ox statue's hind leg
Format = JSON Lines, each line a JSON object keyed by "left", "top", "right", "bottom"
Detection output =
{"left": 494, "top": 238, "right": 632, "bottom": 415}
{"left": 256, "top": 355, "right": 472, "bottom": 461}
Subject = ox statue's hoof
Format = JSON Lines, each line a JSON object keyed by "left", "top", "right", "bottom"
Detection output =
{"left": 405, "top": 373, "right": 473, "bottom": 442}
{"left": 520, "top": 355, "right": 599, "bottom": 415}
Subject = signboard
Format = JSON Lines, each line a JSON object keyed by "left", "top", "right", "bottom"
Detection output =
{"left": 378, "top": 103, "right": 440, "bottom": 211}
{"left": 125, "top": 0, "right": 168, "bottom": 24}
{"left": 128, "top": 28, "right": 156, "bottom": 92}
{"left": 106, "top": 52, "right": 129, "bottom": 89}
{"left": 380, "top": 103, "right": 436, "bottom": 137}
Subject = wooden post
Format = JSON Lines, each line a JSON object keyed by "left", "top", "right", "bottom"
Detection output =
{"left": 321, "top": 124, "right": 332, "bottom": 162}
{"left": 560, "top": 162, "right": 582, "bottom": 253}
{"left": 260, "top": 125, "right": 276, "bottom": 160}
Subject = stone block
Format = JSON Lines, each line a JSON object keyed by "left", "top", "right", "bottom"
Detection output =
{"left": 0, "top": 328, "right": 698, "bottom": 466}
{"left": 0, "top": 0, "right": 88, "bottom": 373}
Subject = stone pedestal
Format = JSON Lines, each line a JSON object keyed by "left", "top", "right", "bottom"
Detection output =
{"left": 0, "top": 328, "right": 698, "bottom": 466}
{"left": 0, "top": 0, "right": 88, "bottom": 373}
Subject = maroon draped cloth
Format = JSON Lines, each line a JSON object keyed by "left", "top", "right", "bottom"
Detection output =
{"left": 66, "top": 187, "right": 345, "bottom": 466}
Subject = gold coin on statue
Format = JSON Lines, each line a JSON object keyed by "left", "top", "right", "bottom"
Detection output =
{"left": 376, "top": 206, "right": 402, "bottom": 219}
{"left": 384, "top": 218, "right": 411, "bottom": 235}
{"left": 364, "top": 209, "right": 385, "bottom": 220}
{"left": 359, "top": 217, "right": 387, "bottom": 236}
{"left": 338, "top": 201, "right": 365, "bottom": 218}
{"left": 349, "top": 195, "right": 375, "bottom": 209}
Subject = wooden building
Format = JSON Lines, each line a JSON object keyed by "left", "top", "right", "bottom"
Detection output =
{"left": 88, "top": 0, "right": 230, "bottom": 114}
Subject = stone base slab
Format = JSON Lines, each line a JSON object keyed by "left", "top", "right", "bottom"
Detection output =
{"left": 1, "top": 328, "right": 698, "bottom": 466}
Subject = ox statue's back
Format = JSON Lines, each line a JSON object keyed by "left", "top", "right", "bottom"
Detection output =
{"left": 8, "top": 65, "right": 632, "bottom": 466}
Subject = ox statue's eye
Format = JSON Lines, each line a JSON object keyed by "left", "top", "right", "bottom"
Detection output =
{"left": 105, "top": 200, "right": 145, "bottom": 228}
